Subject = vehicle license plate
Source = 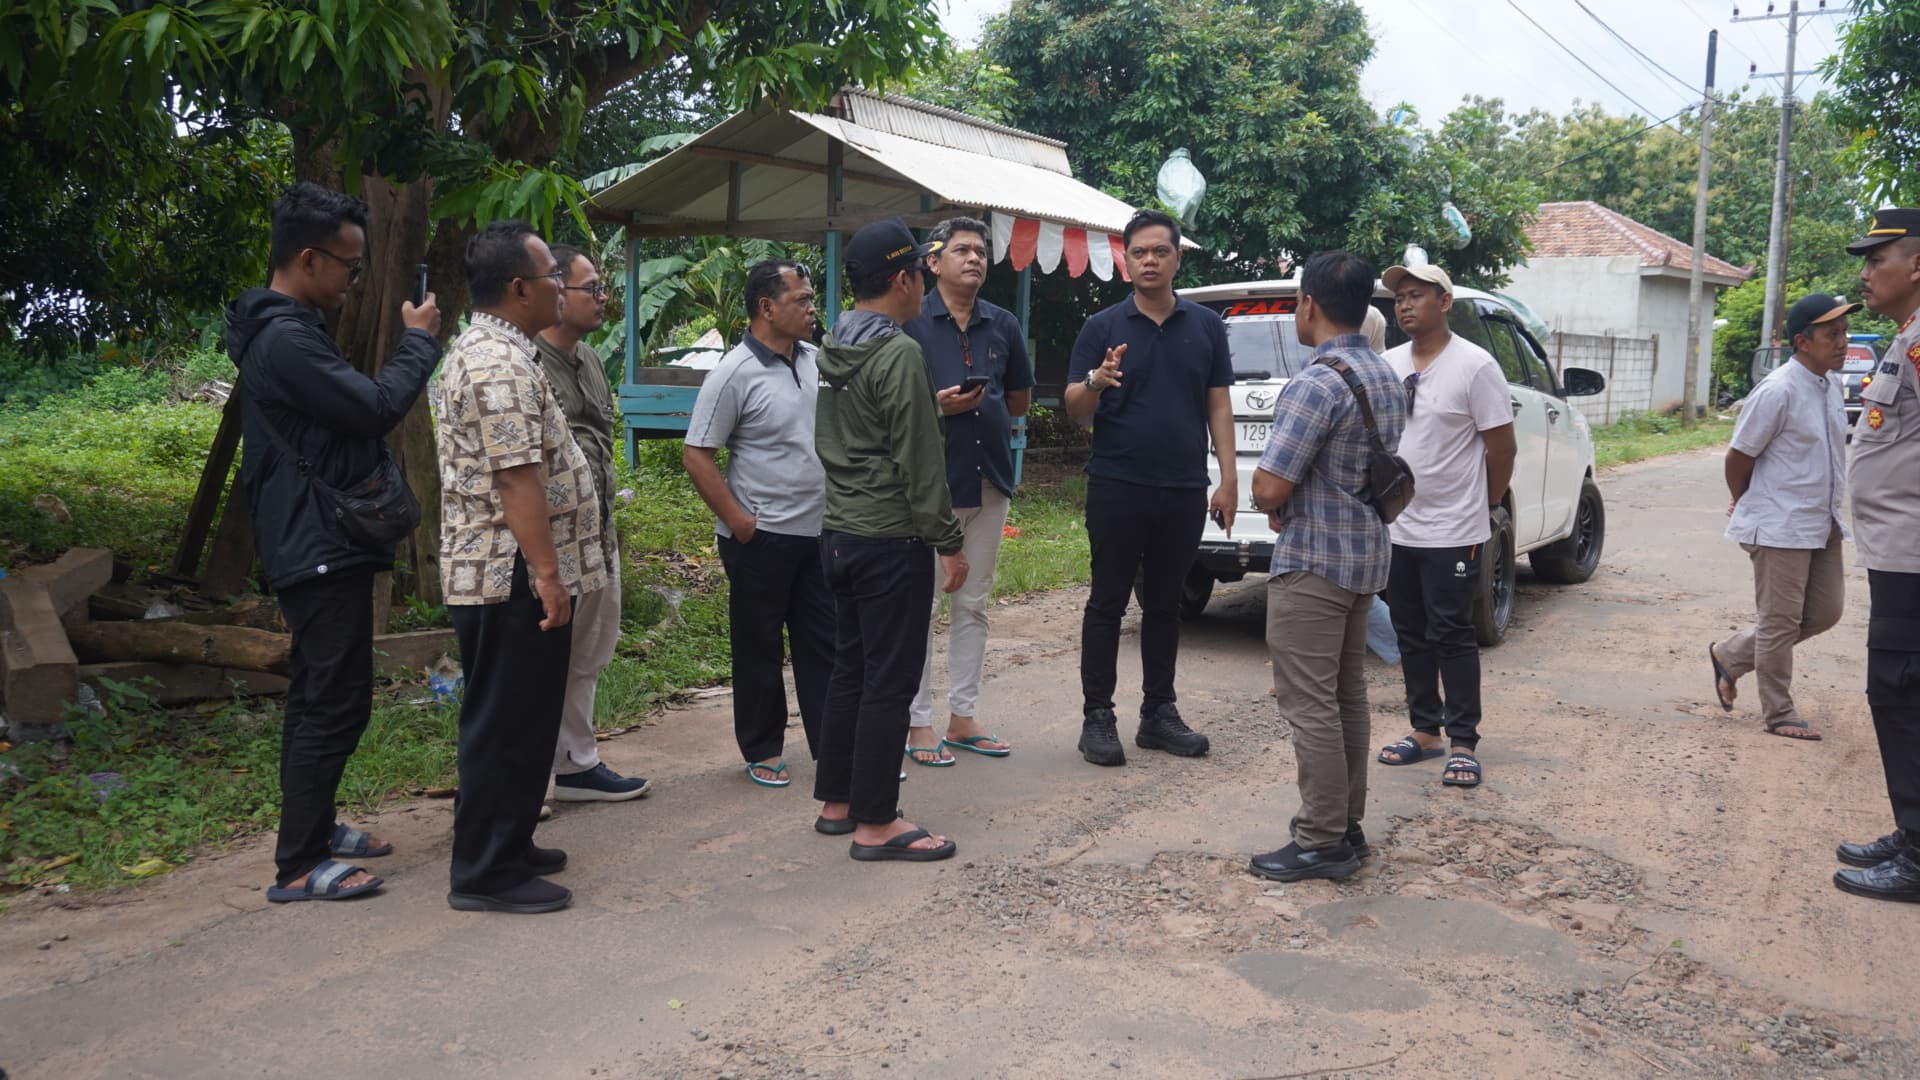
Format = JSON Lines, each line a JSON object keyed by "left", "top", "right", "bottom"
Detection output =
{"left": 1235, "top": 422, "right": 1272, "bottom": 452}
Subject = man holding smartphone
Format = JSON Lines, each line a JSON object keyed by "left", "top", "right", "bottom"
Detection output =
{"left": 901, "top": 216, "right": 1035, "bottom": 767}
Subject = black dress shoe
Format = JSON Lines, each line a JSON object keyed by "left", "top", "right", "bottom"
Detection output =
{"left": 521, "top": 844, "right": 567, "bottom": 875}
{"left": 1289, "top": 815, "right": 1371, "bottom": 859}
{"left": 1079, "top": 708, "right": 1126, "bottom": 766}
{"left": 1249, "top": 841, "right": 1361, "bottom": 883}
{"left": 448, "top": 877, "right": 572, "bottom": 914}
{"left": 1833, "top": 850, "right": 1920, "bottom": 904}
{"left": 1136, "top": 703, "right": 1210, "bottom": 756}
{"left": 1838, "top": 831, "right": 1907, "bottom": 868}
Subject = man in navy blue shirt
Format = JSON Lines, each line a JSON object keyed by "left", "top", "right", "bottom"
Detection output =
{"left": 1064, "top": 209, "right": 1237, "bottom": 767}
{"left": 902, "top": 217, "right": 1035, "bottom": 766}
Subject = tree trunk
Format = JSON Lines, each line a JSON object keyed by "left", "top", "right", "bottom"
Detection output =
{"left": 66, "top": 621, "right": 291, "bottom": 675}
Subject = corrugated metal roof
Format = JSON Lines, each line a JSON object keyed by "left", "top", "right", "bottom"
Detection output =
{"left": 587, "top": 92, "right": 1146, "bottom": 244}
{"left": 836, "top": 89, "right": 1072, "bottom": 175}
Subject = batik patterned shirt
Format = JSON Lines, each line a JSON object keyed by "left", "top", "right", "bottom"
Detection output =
{"left": 433, "top": 312, "right": 608, "bottom": 604}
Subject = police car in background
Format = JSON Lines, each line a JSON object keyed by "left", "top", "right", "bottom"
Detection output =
{"left": 1175, "top": 279, "right": 1611, "bottom": 645}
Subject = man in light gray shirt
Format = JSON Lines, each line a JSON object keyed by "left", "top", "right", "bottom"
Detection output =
{"left": 683, "top": 260, "right": 834, "bottom": 787}
{"left": 1708, "top": 292, "right": 1856, "bottom": 741}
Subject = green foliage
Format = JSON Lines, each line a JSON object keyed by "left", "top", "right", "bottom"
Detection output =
{"left": 902, "top": 47, "right": 1020, "bottom": 125}
{"left": 1822, "top": 0, "right": 1920, "bottom": 205}
{"left": 1590, "top": 412, "right": 1733, "bottom": 469}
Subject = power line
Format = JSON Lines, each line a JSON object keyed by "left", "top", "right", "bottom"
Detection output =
{"left": 1543, "top": 105, "right": 1698, "bottom": 174}
{"left": 1403, "top": 0, "right": 1513, "bottom": 105}
{"left": 1571, "top": 0, "right": 1700, "bottom": 98}
{"left": 1501, "top": 0, "right": 1673, "bottom": 121}
{"left": 1677, "top": 0, "right": 1760, "bottom": 71}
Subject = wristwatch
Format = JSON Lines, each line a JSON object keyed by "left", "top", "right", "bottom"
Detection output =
{"left": 1084, "top": 369, "right": 1104, "bottom": 391}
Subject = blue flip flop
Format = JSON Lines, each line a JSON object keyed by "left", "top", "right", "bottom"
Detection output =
{"left": 265, "top": 859, "right": 383, "bottom": 903}
{"left": 1377, "top": 736, "right": 1446, "bottom": 766}
{"left": 943, "top": 734, "right": 1012, "bottom": 757}
{"left": 330, "top": 823, "right": 392, "bottom": 858}
{"left": 1440, "top": 753, "right": 1483, "bottom": 787}
{"left": 746, "top": 761, "right": 791, "bottom": 787}
{"left": 906, "top": 745, "right": 956, "bottom": 767}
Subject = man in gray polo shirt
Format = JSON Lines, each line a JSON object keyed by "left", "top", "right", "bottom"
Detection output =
{"left": 685, "top": 260, "right": 834, "bottom": 788}
{"left": 1708, "top": 293, "right": 1855, "bottom": 741}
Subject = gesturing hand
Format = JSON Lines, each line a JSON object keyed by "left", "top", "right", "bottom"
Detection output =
{"left": 1088, "top": 344, "right": 1127, "bottom": 390}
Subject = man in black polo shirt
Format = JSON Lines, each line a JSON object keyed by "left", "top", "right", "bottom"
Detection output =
{"left": 1064, "top": 209, "right": 1237, "bottom": 766}
{"left": 902, "top": 216, "right": 1035, "bottom": 766}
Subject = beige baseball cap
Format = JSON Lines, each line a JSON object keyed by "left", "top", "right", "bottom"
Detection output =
{"left": 1382, "top": 264, "right": 1453, "bottom": 294}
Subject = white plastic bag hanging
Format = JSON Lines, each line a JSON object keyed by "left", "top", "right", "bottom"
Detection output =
{"left": 1156, "top": 148, "right": 1207, "bottom": 227}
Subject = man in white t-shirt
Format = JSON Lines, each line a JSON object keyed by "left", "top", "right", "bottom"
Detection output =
{"left": 1373, "top": 264, "right": 1516, "bottom": 788}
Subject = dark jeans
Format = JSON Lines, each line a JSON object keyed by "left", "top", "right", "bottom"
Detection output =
{"left": 448, "top": 555, "right": 574, "bottom": 896}
{"left": 273, "top": 569, "right": 376, "bottom": 886}
{"left": 1081, "top": 476, "right": 1207, "bottom": 715}
{"left": 1866, "top": 569, "right": 1920, "bottom": 837}
{"left": 717, "top": 530, "right": 835, "bottom": 764}
{"left": 1386, "top": 542, "right": 1483, "bottom": 749}
{"left": 813, "top": 531, "right": 935, "bottom": 825}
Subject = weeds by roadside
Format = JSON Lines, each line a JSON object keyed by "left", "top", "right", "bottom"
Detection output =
{"left": 1591, "top": 412, "right": 1735, "bottom": 470}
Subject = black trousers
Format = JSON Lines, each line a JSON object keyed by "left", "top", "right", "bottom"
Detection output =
{"left": 717, "top": 530, "right": 835, "bottom": 764}
{"left": 273, "top": 569, "right": 377, "bottom": 886}
{"left": 813, "top": 532, "right": 935, "bottom": 824}
{"left": 1386, "top": 543, "right": 1483, "bottom": 748}
{"left": 1081, "top": 476, "right": 1207, "bottom": 715}
{"left": 1866, "top": 569, "right": 1920, "bottom": 838}
{"left": 448, "top": 556, "right": 574, "bottom": 895}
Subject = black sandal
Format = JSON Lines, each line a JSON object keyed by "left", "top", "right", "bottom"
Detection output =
{"left": 1440, "top": 753, "right": 1482, "bottom": 787}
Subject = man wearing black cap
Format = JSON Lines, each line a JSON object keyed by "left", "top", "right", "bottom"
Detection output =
{"left": 1835, "top": 208, "right": 1920, "bottom": 902}
{"left": 811, "top": 218, "right": 968, "bottom": 863}
{"left": 1706, "top": 293, "right": 1855, "bottom": 741}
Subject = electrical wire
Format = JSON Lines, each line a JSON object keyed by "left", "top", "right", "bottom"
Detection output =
{"left": 1675, "top": 0, "right": 1760, "bottom": 72}
{"left": 1542, "top": 104, "right": 1700, "bottom": 174}
{"left": 1571, "top": 0, "right": 1701, "bottom": 97}
{"left": 1501, "top": 0, "right": 1674, "bottom": 121}
{"left": 1401, "top": 0, "right": 1513, "bottom": 105}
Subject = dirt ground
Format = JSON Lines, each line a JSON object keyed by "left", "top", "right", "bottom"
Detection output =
{"left": 2, "top": 446, "right": 1917, "bottom": 1080}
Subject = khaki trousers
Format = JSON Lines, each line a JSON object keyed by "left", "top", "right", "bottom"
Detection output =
{"left": 1267, "top": 570, "right": 1373, "bottom": 850}
{"left": 911, "top": 486, "right": 1011, "bottom": 728}
{"left": 1717, "top": 523, "right": 1845, "bottom": 728}
{"left": 552, "top": 557, "right": 622, "bottom": 775}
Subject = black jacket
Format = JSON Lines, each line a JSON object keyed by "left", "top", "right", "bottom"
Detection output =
{"left": 223, "top": 288, "right": 441, "bottom": 592}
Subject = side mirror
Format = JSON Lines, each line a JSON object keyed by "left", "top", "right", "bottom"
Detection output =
{"left": 1562, "top": 367, "right": 1606, "bottom": 397}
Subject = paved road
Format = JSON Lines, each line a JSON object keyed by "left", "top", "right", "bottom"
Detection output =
{"left": 3, "top": 448, "right": 1916, "bottom": 1079}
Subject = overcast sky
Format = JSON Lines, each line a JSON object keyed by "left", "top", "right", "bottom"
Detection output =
{"left": 937, "top": 0, "right": 1845, "bottom": 125}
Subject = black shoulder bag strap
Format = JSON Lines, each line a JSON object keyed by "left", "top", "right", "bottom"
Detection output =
{"left": 1315, "top": 355, "right": 1389, "bottom": 452}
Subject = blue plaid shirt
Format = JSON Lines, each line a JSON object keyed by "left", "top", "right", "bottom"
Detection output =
{"left": 1257, "top": 334, "right": 1409, "bottom": 594}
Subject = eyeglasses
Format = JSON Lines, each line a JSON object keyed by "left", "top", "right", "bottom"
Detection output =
{"left": 563, "top": 282, "right": 610, "bottom": 299}
{"left": 309, "top": 247, "right": 364, "bottom": 283}
{"left": 523, "top": 268, "right": 566, "bottom": 286}
{"left": 1404, "top": 371, "right": 1420, "bottom": 415}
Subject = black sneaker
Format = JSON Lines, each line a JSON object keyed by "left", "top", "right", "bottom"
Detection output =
{"left": 1248, "top": 841, "right": 1362, "bottom": 883}
{"left": 1833, "top": 850, "right": 1920, "bottom": 904}
{"left": 448, "top": 877, "right": 573, "bottom": 914}
{"left": 1838, "top": 831, "right": 1908, "bottom": 868}
{"left": 1135, "top": 703, "right": 1209, "bottom": 756}
{"left": 1289, "top": 815, "right": 1371, "bottom": 859}
{"left": 1078, "top": 709, "right": 1126, "bottom": 767}
{"left": 521, "top": 844, "right": 567, "bottom": 875}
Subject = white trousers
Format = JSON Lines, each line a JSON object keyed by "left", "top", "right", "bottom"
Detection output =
{"left": 910, "top": 486, "right": 1011, "bottom": 728}
{"left": 552, "top": 557, "right": 621, "bottom": 774}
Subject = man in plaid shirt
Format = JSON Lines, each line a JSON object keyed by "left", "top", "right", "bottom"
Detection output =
{"left": 1247, "top": 251, "right": 1408, "bottom": 883}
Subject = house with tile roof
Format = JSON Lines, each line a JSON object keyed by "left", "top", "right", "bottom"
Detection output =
{"left": 1504, "top": 201, "right": 1752, "bottom": 412}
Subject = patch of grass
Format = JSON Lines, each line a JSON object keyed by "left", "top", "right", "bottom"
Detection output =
{"left": 1591, "top": 412, "right": 1734, "bottom": 470}
{"left": 0, "top": 678, "right": 460, "bottom": 891}
{"left": 994, "top": 474, "right": 1091, "bottom": 597}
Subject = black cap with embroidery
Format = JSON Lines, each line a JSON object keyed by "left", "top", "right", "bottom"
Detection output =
{"left": 1847, "top": 208, "right": 1920, "bottom": 255}
{"left": 845, "top": 218, "right": 942, "bottom": 282}
{"left": 1785, "top": 293, "right": 1862, "bottom": 341}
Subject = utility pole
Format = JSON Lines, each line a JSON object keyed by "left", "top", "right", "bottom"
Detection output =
{"left": 1734, "top": 0, "right": 1843, "bottom": 349}
{"left": 1683, "top": 31, "right": 1717, "bottom": 429}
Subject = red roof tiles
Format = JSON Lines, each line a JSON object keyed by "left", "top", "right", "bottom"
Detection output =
{"left": 1525, "top": 201, "right": 1752, "bottom": 282}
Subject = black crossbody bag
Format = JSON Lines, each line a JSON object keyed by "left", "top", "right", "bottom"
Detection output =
{"left": 248, "top": 387, "right": 422, "bottom": 547}
{"left": 1315, "top": 356, "right": 1415, "bottom": 524}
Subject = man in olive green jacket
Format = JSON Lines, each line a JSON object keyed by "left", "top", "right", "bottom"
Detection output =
{"left": 811, "top": 218, "right": 968, "bottom": 864}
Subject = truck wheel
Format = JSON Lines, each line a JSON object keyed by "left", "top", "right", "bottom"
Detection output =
{"left": 1472, "top": 507, "right": 1516, "bottom": 647}
{"left": 1530, "top": 479, "right": 1605, "bottom": 584}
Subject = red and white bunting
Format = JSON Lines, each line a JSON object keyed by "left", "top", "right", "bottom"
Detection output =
{"left": 989, "top": 212, "right": 1128, "bottom": 281}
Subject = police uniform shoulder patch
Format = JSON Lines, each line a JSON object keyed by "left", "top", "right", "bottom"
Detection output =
{"left": 1884, "top": 362, "right": 1903, "bottom": 375}
{"left": 1867, "top": 407, "right": 1885, "bottom": 430}
{"left": 1908, "top": 342, "right": 1920, "bottom": 362}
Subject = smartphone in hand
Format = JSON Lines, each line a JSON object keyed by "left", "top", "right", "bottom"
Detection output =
{"left": 960, "top": 374, "right": 992, "bottom": 394}
{"left": 412, "top": 263, "right": 429, "bottom": 306}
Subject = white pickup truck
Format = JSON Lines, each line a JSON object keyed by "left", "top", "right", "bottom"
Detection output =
{"left": 1175, "top": 278, "right": 1610, "bottom": 645}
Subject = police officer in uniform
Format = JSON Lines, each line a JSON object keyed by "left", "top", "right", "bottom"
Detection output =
{"left": 1836, "top": 207, "right": 1920, "bottom": 903}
